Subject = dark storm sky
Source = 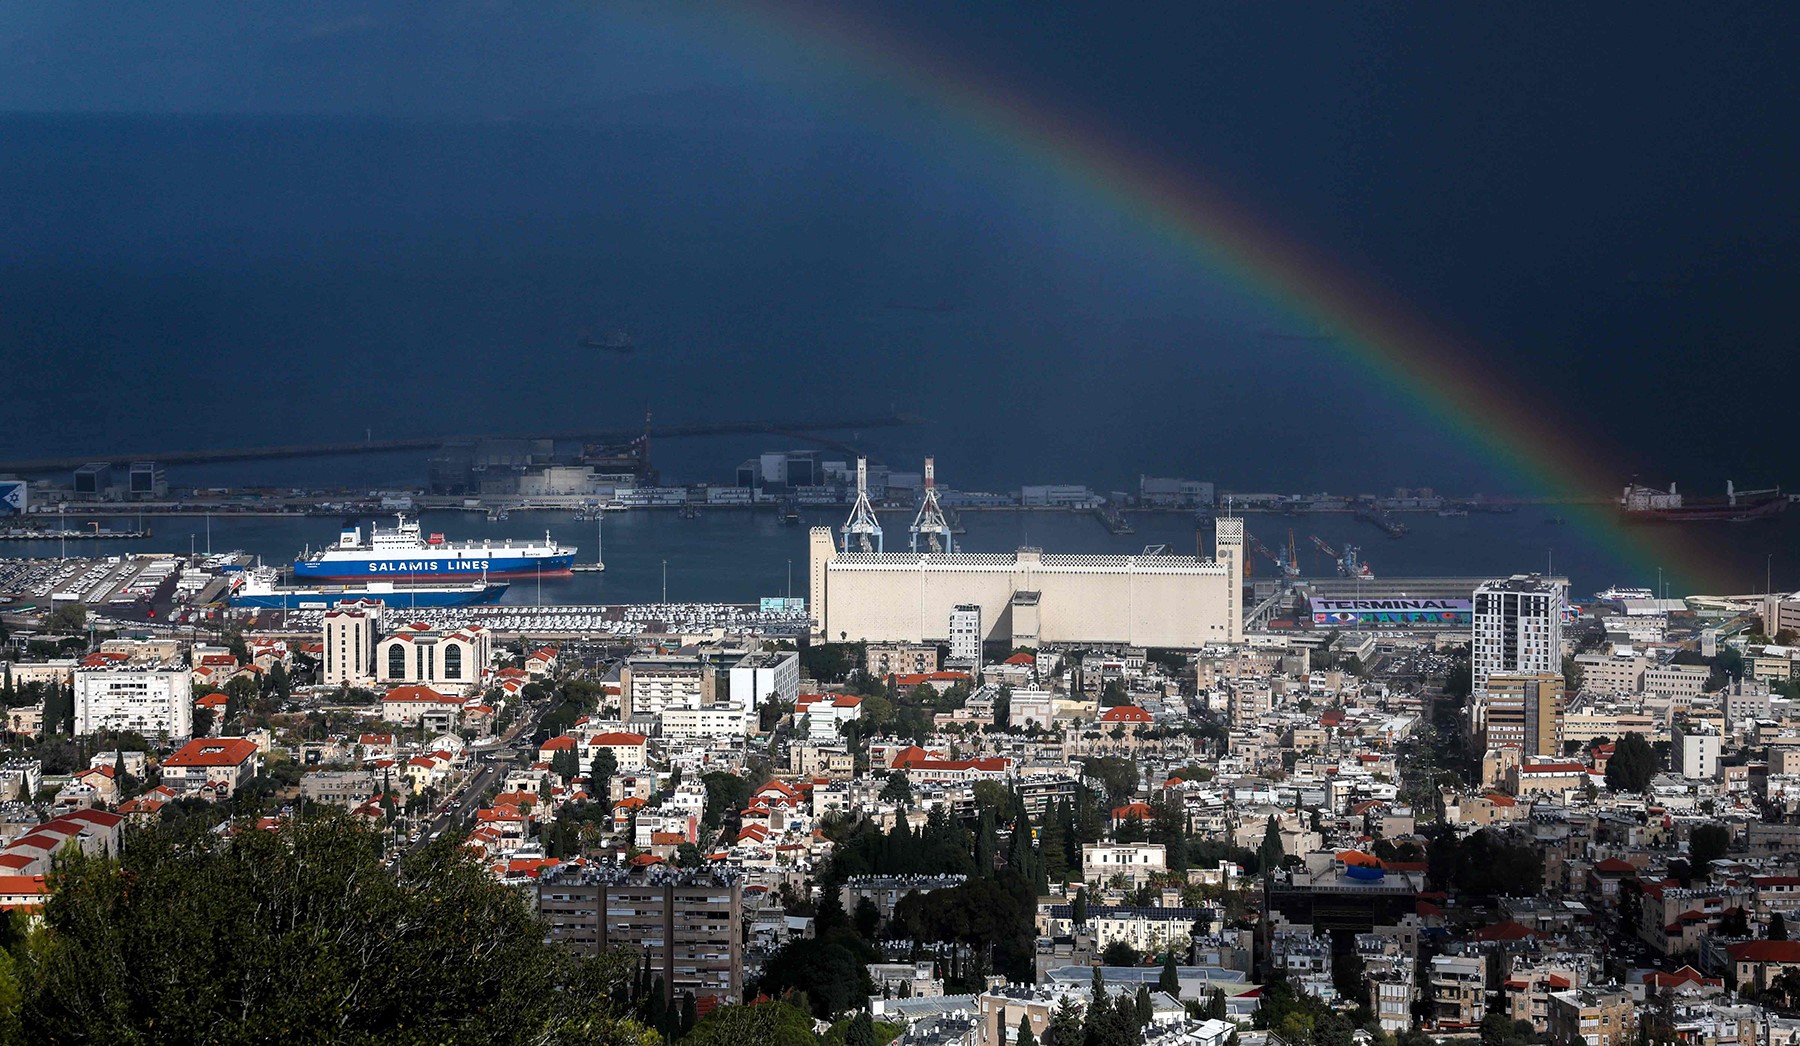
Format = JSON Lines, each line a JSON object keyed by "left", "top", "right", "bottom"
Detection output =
{"left": 1, "top": 2, "right": 1796, "bottom": 495}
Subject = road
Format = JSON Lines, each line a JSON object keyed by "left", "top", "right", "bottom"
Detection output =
{"left": 396, "top": 697, "right": 547, "bottom": 862}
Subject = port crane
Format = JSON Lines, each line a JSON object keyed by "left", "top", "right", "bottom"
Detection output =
{"left": 841, "top": 457, "right": 884, "bottom": 553}
{"left": 909, "top": 457, "right": 953, "bottom": 554}
{"left": 1284, "top": 529, "right": 1301, "bottom": 579}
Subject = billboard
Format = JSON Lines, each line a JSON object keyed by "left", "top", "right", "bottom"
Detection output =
{"left": 1309, "top": 597, "right": 1471, "bottom": 629}
{"left": 0, "top": 481, "right": 25, "bottom": 516}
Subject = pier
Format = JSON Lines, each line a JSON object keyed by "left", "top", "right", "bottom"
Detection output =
{"left": 0, "top": 414, "right": 915, "bottom": 475}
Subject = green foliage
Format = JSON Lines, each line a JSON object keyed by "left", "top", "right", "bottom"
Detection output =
{"left": 1046, "top": 997, "right": 1083, "bottom": 1046}
{"left": 17, "top": 813, "right": 649, "bottom": 1044}
{"left": 879, "top": 773, "right": 912, "bottom": 806}
{"left": 1081, "top": 756, "right": 1138, "bottom": 806}
{"left": 688, "top": 1000, "right": 820, "bottom": 1046}
{"left": 1099, "top": 679, "right": 1130, "bottom": 708}
{"left": 757, "top": 931, "right": 877, "bottom": 1020}
{"left": 589, "top": 747, "right": 618, "bottom": 800}
{"left": 45, "top": 603, "right": 86, "bottom": 635}
{"left": 800, "top": 642, "right": 861, "bottom": 684}
{"left": 1158, "top": 952, "right": 1180, "bottom": 995}
{"left": 1605, "top": 732, "right": 1660, "bottom": 793}
{"left": 1258, "top": 816, "right": 1285, "bottom": 874}
{"left": 702, "top": 771, "right": 753, "bottom": 829}
{"left": 1427, "top": 826, "right": 1544, "bottom": 896}
{"left": 1017, "top": 1015, "right": 1038, "bottom": 1046}
{"left": 1101, "top": 941, "right": 1141, "bottom": 967}
{"left": 1774, "top": 913, "right": 1789, "bottom": 941}
{"left": 1689, "top": 823, "right": 1730, "bottom": 870}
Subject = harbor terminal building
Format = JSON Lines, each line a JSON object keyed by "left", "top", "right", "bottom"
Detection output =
{"left": 807, "top": 519, "right": 1243, "bottom": 649}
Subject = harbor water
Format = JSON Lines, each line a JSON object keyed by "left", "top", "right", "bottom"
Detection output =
{"left": 5, "top": 507, "right": 1798, "bottom": 606}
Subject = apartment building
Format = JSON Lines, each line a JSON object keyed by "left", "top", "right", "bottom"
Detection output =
{"left": 536, "top": 866, "right": 743, "bottom": 1007}
{"left": 73, "top": 666, "right": 193, "bottom": 738}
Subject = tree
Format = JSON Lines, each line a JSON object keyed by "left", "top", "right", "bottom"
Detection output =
{"left": 995, "top": 685, "right": 1011, "bottom": 729}
{"left": 1072, "top": 888, "right": 1088, "bottom": 927}
{"left": 1046, "top": 996, "right": 1084, "bottom": 1046}
{"left": 687, "top": 1000, "right": 818, "bottom": 1046}
{"left": 1133, "top": 985, "right": 1153, "bottom": 1029}
{"left": 1775, "top": 913, "right": 1789, "bottom": 941}
{"left": 758, "top": 933, "right": 877, "bottom": 1020}
{"left": 18, "top": 813, "right": 651, "bottom": 1044}
{"left": 1605, "top": 732, "right": 1659, "bottom": 792}
{"left": 1688, "top": 823, "right": 1730, "bottom": 871}
{"left": 853, "top": 896, "right": 881, "bottom": 941}
{"left": 1101, "top": 942, "right": 1140, "bottom": 968}
{"left": 846, "top": 1010, "right": 877, "bottom": 1046}
{"left": 1158, "top": 952, "right": 1180, "bottom": 995}
{"left": 1258, "top": 816, "right": 1285, "bottom": 874}
{"left": 1081, "top": 757, "right": 1138, "bottom": 807}
{"left": 589, "top": 747, "right": 618, "bottom": 802}
{"left": 880, "top": 773, "right": 912, "bottom": 806}
{"left": 1018, "top": 1015, "right": 1038, "bottom": 1046}
{"left": 191, "top": 703, "right": 215, "bottom": 739}
{"left": 550, "top": 745, "right": 580, "bottom": 783}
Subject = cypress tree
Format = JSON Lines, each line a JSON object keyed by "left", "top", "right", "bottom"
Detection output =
{"left": 1017, "top": 1014, "right": 1038, "bottom": 1046}
{"left": 1158, "top": 951, "right": 1180, "bottom": 995}
{"left": 1133, "top": 985, "right": 1152, "bottom": 1028}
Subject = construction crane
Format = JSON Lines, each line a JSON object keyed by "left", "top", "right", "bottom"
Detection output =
{"left": 909, "top": 456, "right": 952, "bottom": 554}
{"left": 1310, "top": 535, "right": 1338, "bottom": 559}
{"left": 1284, "top": 529, "right": 1301, "bottom": 579}
{"left": 840, "top": 457, "right": 884, "bottom": 553}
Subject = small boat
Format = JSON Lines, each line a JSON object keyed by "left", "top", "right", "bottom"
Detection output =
{"left": 1544, "top": 516, "right": 1568, "bottom": 525}
{"left": 580, "top": 328, "right": 635, "bottom": 353}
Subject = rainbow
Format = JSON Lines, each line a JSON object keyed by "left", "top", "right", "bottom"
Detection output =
{"left": 701, "top": 3, "right": 1737, "bottom": 592}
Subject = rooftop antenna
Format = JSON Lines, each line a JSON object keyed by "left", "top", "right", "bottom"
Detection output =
{"left": 841, "top": 457, "right": 883, "bottom": 553}
{"left": 910, "top": 456, "right": 952, "bottom": 554}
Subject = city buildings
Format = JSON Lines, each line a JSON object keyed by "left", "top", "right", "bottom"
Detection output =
{"left": 535, "top": 866, "right": 743, "bottom": 1007}
{"left": 1482, "top": 672, "right": 1565, "bottom": 757}
{"left": 1473, "top": 575, "right": 1564, "bottom": 697}
{"left": 727, "top": 651, "right": 799, "bottom": 710}
{"left": 73, "top": 666, "right": 193, "bottom": 738}
{"left": 808, "top": 519, "right": 1243, "bottom": 648}
{"left": 375, "top": 622, "right": 492, "bottom": 691}
{"left": 323, "top": 600, "right": 382, "bottom": 687}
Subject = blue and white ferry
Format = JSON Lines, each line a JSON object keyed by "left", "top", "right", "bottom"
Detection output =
{"left": 292, "top": 515, "right": 576, "bottom": 582}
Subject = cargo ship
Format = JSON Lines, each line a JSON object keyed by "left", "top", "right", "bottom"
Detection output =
{"left": 1619, "top": 481, "right": 1787, "bottom": 523}
{"left": 292, "top": 515, "right": 576, "bottom": 582}
{"left": 229, "top": 567, "right": 508, "bottom": 609}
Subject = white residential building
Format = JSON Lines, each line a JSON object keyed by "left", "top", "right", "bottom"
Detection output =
{"left": 73, "top": 667, "right": 193, "bottom": 738}
{"left": 950, "top": 604, "right": 983, "bottom": 663}
{"left": 1081, "top": 842, "right": 1168, "bottom": 886}
{"left": 322, "top": 599, "right": 382, "bottom": 687}
{"left": 1474, "top": 575, "right": 1564, "bottom": 697}
{"left": 728, "top": 651, "right": 799, "bottom": 710}
{"left": 662, "top": 704, "right": 751, "bottom": 739}
{"left": 1674, "top": 720, "right": 1720, "bottom": 780}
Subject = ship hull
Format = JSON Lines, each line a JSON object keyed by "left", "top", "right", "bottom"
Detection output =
{"left": 292, "top": 552, "right": 577, "bottom": 581}
{"left": 232, "top": 583, "right": 510, "bottom": 609}
{"left": 1620, "top": 499, "right": 1786, "bottom": 523}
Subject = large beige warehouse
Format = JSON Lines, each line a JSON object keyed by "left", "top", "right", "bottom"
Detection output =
{"left": 808, "top": 518, "right": 1242, "bottom": 648}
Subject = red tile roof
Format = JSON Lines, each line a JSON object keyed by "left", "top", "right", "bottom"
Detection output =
{"left": 1101, "top": 705, "right": 1152, "bottom": 722}
{"left": 164, "top": 738, "right": 259, "bottom": 768}
{"left": 1729, "top": 940, "right": 1800, "bottom": 964}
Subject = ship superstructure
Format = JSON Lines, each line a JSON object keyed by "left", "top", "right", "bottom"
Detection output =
{"left": 293, "top": 515, "right": 576, "bottom": 582}
{"left": 1620, "top": 481, "right": 1786, "bottom": 522}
